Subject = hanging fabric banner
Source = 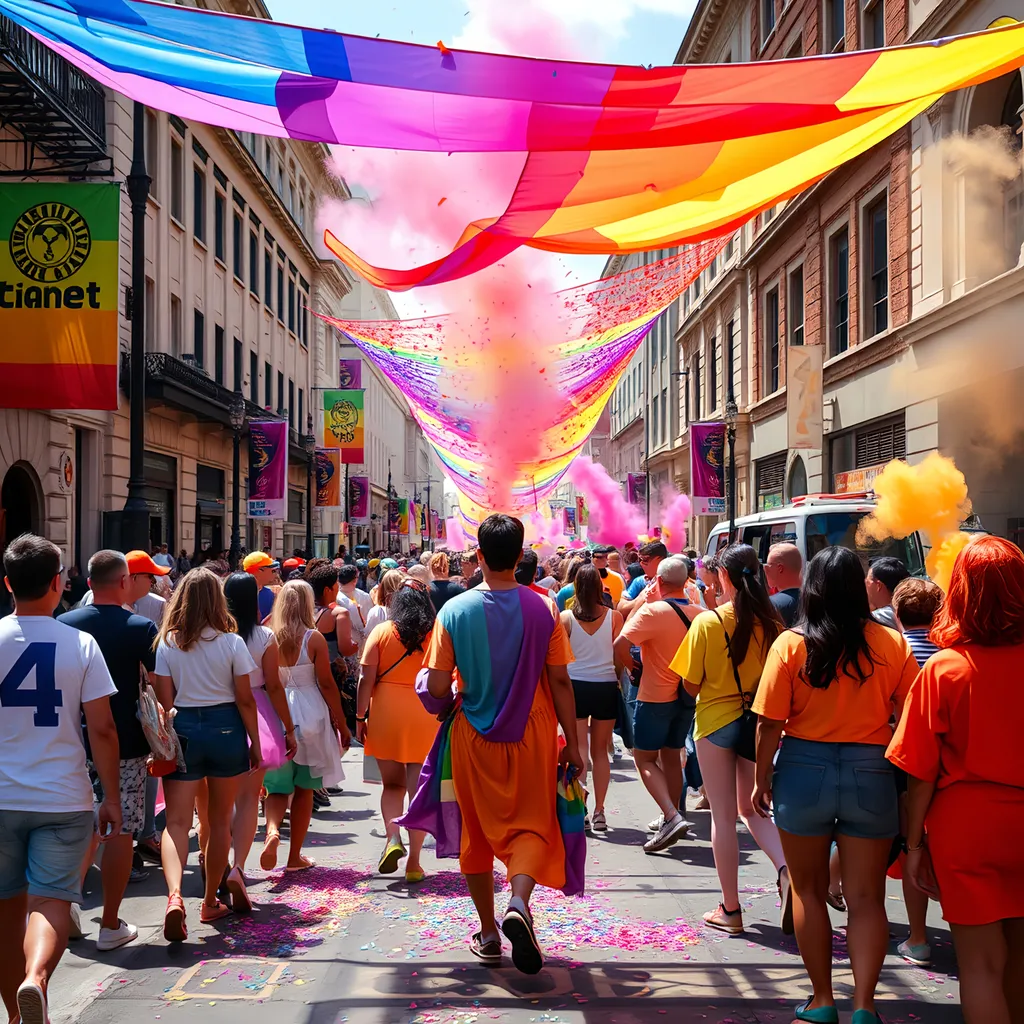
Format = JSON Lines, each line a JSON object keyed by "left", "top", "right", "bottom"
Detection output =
{"left": 387, "top": 499, "right": 400, "bottom": 533}
{"left": 431, "top": 510, "right": 441, "bottom": 540}
{"left": 322, "top": 389, "right": 365, "bottom": 464}
{"left": 338, "top": 358, "right": 362, "bottom": 389}
{"left": 787, "top": 344, "right": 824, "bottom": 451}
{"left": 408, "top": 501, "right": 419, "bottom": 538}
{"left": 247, "top": 421, "right": 287, "bottom": 520}
{"left": 314, "top": 448, "right": 341, "bottom": 508}
{"left": 396, "top": 498, "right": 410, "bottom": 535}
{"left": 349, "top": 475, "right": 370, "bottom": 525}
{"left": 576, "top": 496, "right": 588, "bottom": 528}
{"left": 0, "top": 181, "right": 120, "bottom": 410}
{"left": 690, "top": 423, "right": 727, "bottom": 516}
{"left": 419, "top": 504, "right": 429, "bottom": 537}
{"left": 627, "top": 473, "right": 647, "bottom": 506}
{"left": 563, "top": 506, "right": 577, "bottom": 537}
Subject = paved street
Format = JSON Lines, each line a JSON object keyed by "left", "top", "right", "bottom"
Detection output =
{"left": 51, "top": 752, "right": 961, "bottom": 1024}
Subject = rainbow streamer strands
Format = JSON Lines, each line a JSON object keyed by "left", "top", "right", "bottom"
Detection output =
{"left": 6, "top": 1, "right": 1024, "bottom": 286}
{"left": 321, "top": 241, "right": 726, "bottom": 529}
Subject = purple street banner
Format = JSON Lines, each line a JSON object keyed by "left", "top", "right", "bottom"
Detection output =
{"left": 387, "top": 498, "right": 400, "bottom": 532}
{"left": 349, "top": 475, "right": 370, "bottom": 525}
{"left": 626, "top": 472, "right": 646, "bottom": 506}
{"left": 563, "top": 505, "right": 577, "bottom": 537}
{"left": 314, "top": 448, "right": 341, "bottom": 508}
{"left": 338, "top": 358, "right": 362, "bottom": 389}
{"left": 690, "top": 422, "right": 727, "bottom": 516}
{"left": 247, "top": 420, "right": 287, "bottom": 519}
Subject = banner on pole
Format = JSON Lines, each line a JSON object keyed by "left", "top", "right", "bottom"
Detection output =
{"left": 338, "top": 358, "right": 362, "bottom": 389}
{"left": 387, "top": 499, "right": 400, "bottom": 533}
{"left": 349, "top": 475, "right": 370, "bottom": 524}
{"left": 576, "top": 495, "right": 588, "bottom": 527}
{"left": 408, "top": 501, "right": 419, "bottom": 538}
{"left": 626, "top": 473, "right": 646, "bottom": 506}
{"left": 396, "top": 498, "right": 410, "bottom": 535}
{"left": 787, "top": 344, "right": 823, "bottom": 451}
{"left": 563, "top": 505, "right": 577, "bottom": 537}
{"left": 314, "top": 449, "right": 341, "bottom": 508}
{"left": 0, "top": 182, "right": 121, "bottom": 410}
{"left": 690, "top": 422, "right": 727, "bottom": 516}
{"left": 247, "top": 420, "right": 288, "bottom": 519}
{"left": 322, "top": 389, "right": 365, "bottom": 464}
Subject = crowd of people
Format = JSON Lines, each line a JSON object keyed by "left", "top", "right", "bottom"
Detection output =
{"left": 0, "top": 519, "right": 1020, "bottom": 1024}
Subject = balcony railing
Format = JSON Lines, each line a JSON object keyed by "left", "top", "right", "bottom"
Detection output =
{"left": 0, "top": 14, "right": 109, "bottom": 174}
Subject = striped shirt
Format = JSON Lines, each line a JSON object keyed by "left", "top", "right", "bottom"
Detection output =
{"left": 902, "top": 628, "right": 940, "bottom": 668}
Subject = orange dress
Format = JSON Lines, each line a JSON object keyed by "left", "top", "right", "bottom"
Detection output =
{"left": 887, "top": 642, "right": 1024, "bottom": 925}
{"left": 361, "top": 622, "right": 439, "bottom": 764}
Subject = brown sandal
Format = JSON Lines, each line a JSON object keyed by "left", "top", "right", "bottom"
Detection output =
{"left": 164, "top": 894, "right": 187, "bottom": 942}
{"left": 226, "top": 867, "right": 252, "bottom": 914}
{"left": 260, "top": 831, "right": 280, "bottom": 871}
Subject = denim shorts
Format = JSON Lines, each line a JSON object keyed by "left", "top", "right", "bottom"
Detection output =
{"left": 772, "top": 736, "right": 899, "bottom": 840}
{"left": 633, "top": 696, "right": 695, "bottom": 752}
{"left": 705, "top": 716, "right": 744, "bottom": 751}
{"left": 0, "top": 809, "right": 95, "bottom": 902}
{"left": 167, "top": 702, "right": 249, "bottom": 782}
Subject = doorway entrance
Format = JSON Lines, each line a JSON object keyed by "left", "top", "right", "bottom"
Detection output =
{"left": 1, "top": 462, "right": 42, "bottom": 552}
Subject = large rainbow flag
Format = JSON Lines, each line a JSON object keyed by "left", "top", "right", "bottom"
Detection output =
{"left": 4, "top": 0, "right": 1024, "bottom": 288}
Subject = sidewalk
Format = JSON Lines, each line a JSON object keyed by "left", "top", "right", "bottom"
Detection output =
{"left": 52, "top": 751, "right": 961, "bottom": 1024}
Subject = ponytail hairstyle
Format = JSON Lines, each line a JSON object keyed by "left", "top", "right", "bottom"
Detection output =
{"left": 718, "top": 543, "right": 783, "bottom": 663}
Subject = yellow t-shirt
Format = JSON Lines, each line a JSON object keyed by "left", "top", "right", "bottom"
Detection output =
{"left": 670, "top": 602, "right": 773, "bottom": 741}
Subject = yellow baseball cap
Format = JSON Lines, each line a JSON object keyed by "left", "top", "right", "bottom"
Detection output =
{"left": 243, "top": 552, "right": 280, "bottom": 572}
{"left": 368, "top": 558, "right": 380, "bottom": 569}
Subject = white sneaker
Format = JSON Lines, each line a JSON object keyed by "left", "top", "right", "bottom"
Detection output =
{"left": 16, "top": 981, "right": 48, "bottom": 1024}
{"left": 68, "top": 903, "right": 83, "bottom": 941}
{"left": 96, "top": 920, "right": 138, "bottom": 952}
{"left": 647, "top": 814, "right": 664, "bottom": 833}
{"left": 643, "top": 814, "right": 689, "bottom": 853}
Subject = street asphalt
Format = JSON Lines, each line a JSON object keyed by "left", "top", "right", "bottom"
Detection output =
{"left": 48, "top": 750, "right": 961, "bottom": 1024}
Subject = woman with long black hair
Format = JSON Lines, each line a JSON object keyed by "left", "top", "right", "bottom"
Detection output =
{"left": 560, "top": 563, "right": 624, "bottom": 832}
{"left": 752, "top": 547, "right": 918, "bottom": 1024}
{"left": 672, "top": 543, "right": 788, "bottom": 934}
{"left": 356, "top": 581, "right": 443, "bottom": 881}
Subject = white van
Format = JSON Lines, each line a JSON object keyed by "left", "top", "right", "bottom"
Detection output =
{"left": 703, "top": 493, "right": 926, "bottom": 574}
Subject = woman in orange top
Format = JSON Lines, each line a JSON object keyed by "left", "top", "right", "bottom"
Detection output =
{"left": 356, "top": 580, "right": 442, "bottom": 882}
{"left": 887, "top": 536, "right": 1024, "bottom": 1024}
{"left": 752, "top": 547, "right": 918, "bottom": 1024}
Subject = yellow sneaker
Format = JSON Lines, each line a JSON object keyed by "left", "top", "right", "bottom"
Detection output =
{"left": 405, "top": 868, "right": 426, "bottom": 884}
{"left": 378, "top": 836, "right": 407, "bottom": 875}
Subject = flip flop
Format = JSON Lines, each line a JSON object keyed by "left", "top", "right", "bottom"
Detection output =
{"left": 794, "top": 998, "right": 839, "bottom": 1023}
{"left": 226, "top": 866, "right": 252, "bottom": 914}
{"left": 260, "top": 832, "right": 280, "bottom": 871}
{"left": 405, "top": 868, "right": 426, "bottom": 884}
{"left": 378, "top": 836, "right": 406, "bottom": 875}
{"left": 469, "top": 932, "right": 502, "bottom": 966}
{"left": 285, "top": 856, "right": 316, "bottom": 872}
{"left": 163, "top": 894, "right": 187, "bottom": 943}
{"left": 502, "top": 906, "right": 543, "bottom": 976}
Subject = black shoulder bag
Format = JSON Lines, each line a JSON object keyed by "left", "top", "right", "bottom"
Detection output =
{"left": 712, "top": 610, "right": 758, "bottom": 762}
{"left": 664, "top": 598, "right": 696, "bottom": 709}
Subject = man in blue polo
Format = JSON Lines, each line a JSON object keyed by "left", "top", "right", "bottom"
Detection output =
{"left": 243, "top": 551, "right": 280, "bottom": 621}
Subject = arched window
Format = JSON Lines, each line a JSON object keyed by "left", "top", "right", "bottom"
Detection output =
{"left": 788, "top": 455, "right": 808, "bottom": 501}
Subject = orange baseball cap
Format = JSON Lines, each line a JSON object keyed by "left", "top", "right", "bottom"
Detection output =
{"left": 125, "top": 550, "right": 171, "bottom": 576}
{"left": 282, "top": 557, "right": 306, "bottom": 569}
{"left": 243, "top": 552, "right": 280, "bottom": 572}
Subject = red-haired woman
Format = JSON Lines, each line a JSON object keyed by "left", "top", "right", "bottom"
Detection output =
{"left": 888, "top": 536, "right": 1024, "bottom": 1024}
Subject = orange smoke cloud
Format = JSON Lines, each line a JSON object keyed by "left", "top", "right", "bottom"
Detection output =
{"left": 857, "top": 453, "right": 973, "bottom": 591}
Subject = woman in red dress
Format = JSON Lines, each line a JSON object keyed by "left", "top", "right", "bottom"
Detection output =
{"left": 887, "top": 535, "right": 1024, "bottom": 1024}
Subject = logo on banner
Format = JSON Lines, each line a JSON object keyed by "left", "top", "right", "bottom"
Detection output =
{"left": 10, "top": 203, "right": 91, "bottom": 282}
{"left": 325, "top": 397, "right": 360, "bottom": 444}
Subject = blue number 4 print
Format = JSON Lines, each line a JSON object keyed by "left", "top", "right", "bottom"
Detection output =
{"left": 0, "top": 643, "right": 62, "bottom": 727}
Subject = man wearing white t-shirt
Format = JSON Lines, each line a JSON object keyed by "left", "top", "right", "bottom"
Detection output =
{"left": 336, "top": 565, "right": 371, "bottom": 656}
{"left": 0, "top": 534, "right": 121, "bottom": 1024}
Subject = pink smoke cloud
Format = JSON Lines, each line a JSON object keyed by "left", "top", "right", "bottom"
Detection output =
{"left": 657, "top": 487, "right": 691, "bottom": 552}
{"left": 565, "top": 457, "right": 647, "bottom": 548}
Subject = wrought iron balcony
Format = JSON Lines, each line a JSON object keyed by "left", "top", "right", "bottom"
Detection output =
{"left": 0, "top": 14, "right": 110, "bottom": 176}
{"left": 120, "top": 350, "right": 281, "bottom": 429}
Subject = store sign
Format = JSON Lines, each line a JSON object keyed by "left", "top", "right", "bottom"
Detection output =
{"left": 834, "top": 464, "right": 887, "bottom": 494}
{"left": 0, "top": 183, "right": 120, "bottom": 410}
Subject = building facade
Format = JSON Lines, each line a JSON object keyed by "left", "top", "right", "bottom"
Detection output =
{"left": 0, "top": 0, "right": 435, "bottom": 568}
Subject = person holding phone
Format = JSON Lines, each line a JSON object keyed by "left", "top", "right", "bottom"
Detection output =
{"left": 0, "top": 535, "right": 121, "bottom": 1024}
{"left": 150, "top": 568, "right": 262, "bottom": 941}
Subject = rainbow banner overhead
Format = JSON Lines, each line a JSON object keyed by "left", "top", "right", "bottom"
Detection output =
{"left": 5, "top": 1, "right": 1024, "bottom": 287}
{"left": 0, "top": 182, "right": 120, "bottom": 409}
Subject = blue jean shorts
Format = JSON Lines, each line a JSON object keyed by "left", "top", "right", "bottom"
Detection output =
{"left": 772, "top": 736, "right": 899, "bottom": 840}
{"left": 167, "top": 702, "right": 249, "bottom": 782}
{"left": 633, "top": 696, "right": 695, "bottom": 752}
{"left": 705, "top": 716, "right": 745, "bottom": 751}
{"left": 0, "top": 809, "right": 95, "bottom": 902}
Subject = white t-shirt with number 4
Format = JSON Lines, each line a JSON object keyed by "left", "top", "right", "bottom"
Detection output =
{"left": 0, "top": 614, "right": 116, "bottom": 813}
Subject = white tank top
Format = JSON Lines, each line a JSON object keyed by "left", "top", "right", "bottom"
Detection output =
{"left": 566, "top": 610, "right": 618, "bottom": 683}
{"left": 280, "top": 630, "right": 317, "bottom": 689}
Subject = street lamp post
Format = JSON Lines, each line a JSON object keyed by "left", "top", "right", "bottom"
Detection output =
{"left": 303, "top": 414, "right": 316, "bottom": 559}
{"left": 122, "top": 100, "right": 151, "bottom": 551}
{"left": 724, "top": 397, "right": 739, "bottom": 540}
{"left": 228, "top": 393, "right": 245, "bottom": 569}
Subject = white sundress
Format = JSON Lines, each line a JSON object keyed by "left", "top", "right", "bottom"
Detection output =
{"left": 280, "top": 629, "right": 344, "bottom": 787}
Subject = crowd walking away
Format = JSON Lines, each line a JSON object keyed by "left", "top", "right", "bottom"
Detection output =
{"left": 2, "top": 522, "right": 1024, "bottom": 1022}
